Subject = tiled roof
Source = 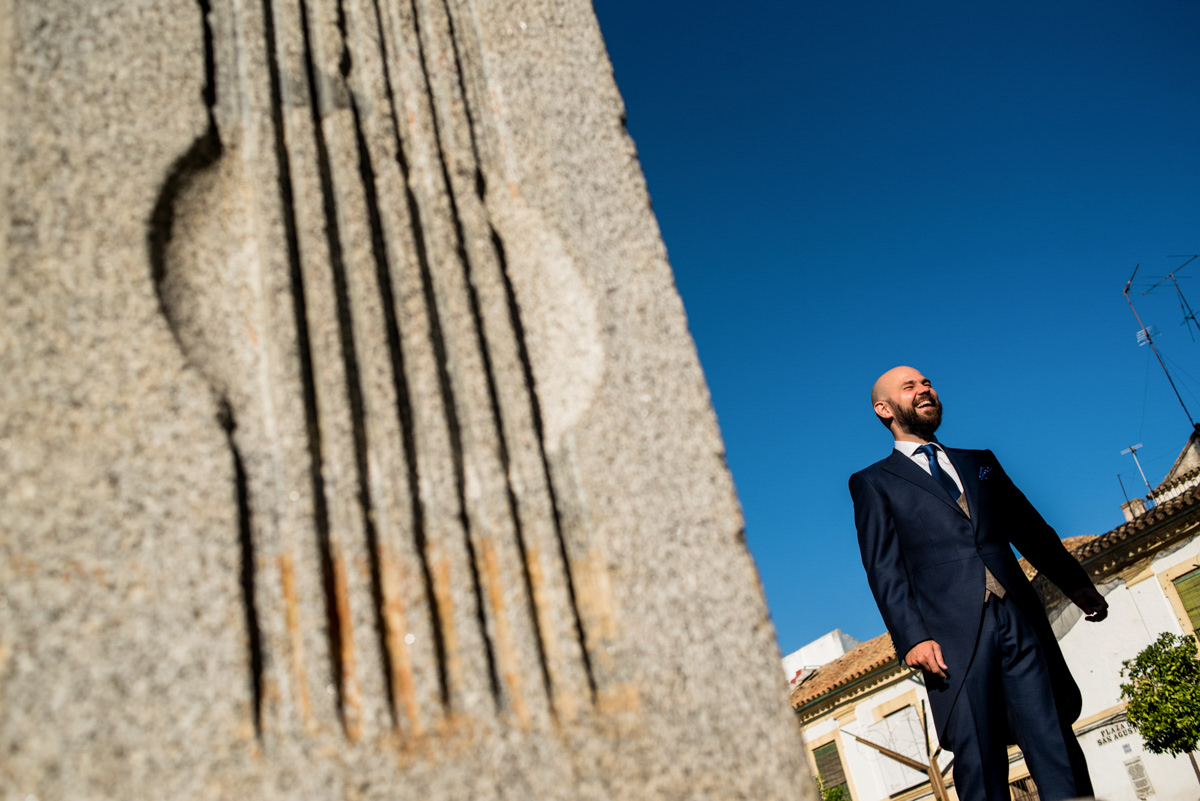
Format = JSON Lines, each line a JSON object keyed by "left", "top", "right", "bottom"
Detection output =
{"left": 1161, "top": 429, "right": 1200, "bottom": 485}
{"left": 1152, "top": 464, "right": 1200, "bottom": 501}
{"left": 790, "top": 632, "right": 897, "bottom": 709}
{"left": 1073, "top": 470, "right": 1200, "bottom": 565}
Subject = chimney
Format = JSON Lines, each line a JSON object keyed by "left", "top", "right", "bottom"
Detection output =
{"left": 1121, "top": 498, "right": 1147, "bottom": 522}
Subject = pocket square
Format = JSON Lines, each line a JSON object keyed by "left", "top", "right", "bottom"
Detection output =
{"left": 979, "top": 466, "right": 993, "bottom": 480}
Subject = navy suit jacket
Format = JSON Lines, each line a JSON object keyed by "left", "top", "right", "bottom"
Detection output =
{"left": 849, "top": 446, "right": 1093, "bottom": 747}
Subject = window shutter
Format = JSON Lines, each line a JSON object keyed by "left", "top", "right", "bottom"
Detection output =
{"left": 1173, "top": 568, "right": 1200, "bottom": 630}
{"left": 813, "top": 742, "right": 847, "bottom": 789}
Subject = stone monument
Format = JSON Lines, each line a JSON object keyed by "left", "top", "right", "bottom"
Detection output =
{"left": 0, "top": 0, "right": 812, "bottom": 797}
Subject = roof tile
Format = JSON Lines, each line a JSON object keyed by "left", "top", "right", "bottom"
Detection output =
{"left": 1074, "top": 477, "right": 1200, "bottom": 563}
{"left": 790, "top": 632, "right": 897, "bottom": 709}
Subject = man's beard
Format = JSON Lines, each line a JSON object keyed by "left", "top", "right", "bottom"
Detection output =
{"left": 893, "top": 395, "right": 943, "bottom": 439}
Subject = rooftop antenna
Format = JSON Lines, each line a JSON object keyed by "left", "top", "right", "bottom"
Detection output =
{"left": 1142, "top": 255, "right": 1200, "bottom": 341}
{"left": 1121, "top": 443, "right": 1155, "bottom": 496}
{"left": 1117, "top": 473, "right": 1131, "bottom": 505}
{"left": 1124, "top": 264, "right": 1197, "bottom": 429}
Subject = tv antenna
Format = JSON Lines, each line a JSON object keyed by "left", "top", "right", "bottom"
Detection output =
{"left": 1117, "top": 473, "right": 1131, "bottom": 504}
{"left": 1124, "top": 264, "right": 1197, "bottom": 429}
{"left": 1141, "top": 255, "right": 1200, "bottom": 341}
{"left": 1121, "top": 443, "right": 1155, "bottom": 497}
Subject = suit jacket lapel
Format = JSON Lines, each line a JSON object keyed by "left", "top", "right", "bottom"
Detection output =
{"left": 944, "top": 448, "right": 980, "bottom": 531}
{"left": 880, "top": 450, "right": 969, "bottom": 518}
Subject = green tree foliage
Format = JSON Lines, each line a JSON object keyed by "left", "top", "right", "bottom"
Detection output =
{"left": 815, "top": 774, "right": 847, "bottom": 801}
{"left": 1120, "top": 632, "right": 1200, "bottom": 756}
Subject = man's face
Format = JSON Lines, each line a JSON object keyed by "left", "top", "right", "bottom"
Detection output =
{"left": 880, "top": 368, "right": 942, "bottom": 439}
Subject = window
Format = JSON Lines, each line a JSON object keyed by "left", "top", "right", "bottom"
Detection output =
{"left": 1158, "top": 561, "right": 1200, "bottom": 635}
{"left": 1172, "top": 568, "right": 1200, "bottom": 630}
{"left": 862, "top": 706, "right": 927, "bottom": 795}
{"left": 813, "top": 741, "right": 849, "bottom": 798}
{"left": 1009, "top": 776, "right": 1040, "bottom": 801}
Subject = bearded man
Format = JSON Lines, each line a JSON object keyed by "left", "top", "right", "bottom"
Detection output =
{"left": 849, "top": 366, "right": 1108, "bottom": 801}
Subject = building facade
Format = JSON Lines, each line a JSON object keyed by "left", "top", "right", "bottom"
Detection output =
{"left": 790, "top": 431, "right": 1200, "bottom": 801}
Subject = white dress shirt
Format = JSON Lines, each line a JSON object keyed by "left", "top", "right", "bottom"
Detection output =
{"left": 893, "top": 441, "right": 1005, "bottom": 602}
{"left": 893, "top": 440, "right": 964, "bottom": 496}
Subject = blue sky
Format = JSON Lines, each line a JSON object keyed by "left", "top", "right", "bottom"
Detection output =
{"left": 591, "top": 0, "right": 1200, "bottom": 655}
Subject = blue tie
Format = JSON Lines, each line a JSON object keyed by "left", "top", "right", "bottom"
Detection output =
{"left": 917, "top": 444, "right": 961, "bottom": 501}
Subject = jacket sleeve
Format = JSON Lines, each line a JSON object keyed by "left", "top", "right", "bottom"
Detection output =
{"left": 849, "top": 471, "right": 931, "bottom": 658}
{"left": 987, "top": 450, "right": 1093, "bottom": 596}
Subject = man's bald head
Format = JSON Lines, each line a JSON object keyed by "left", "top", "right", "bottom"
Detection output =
{"left": 871, "top": 365, "right": 921, "bottom": 406}
{"left": 871, "top": 365, "right": 942, "bottom": 441}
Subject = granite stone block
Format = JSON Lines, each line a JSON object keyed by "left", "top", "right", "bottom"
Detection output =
{"left": 0, "top": 0, "right": 812, "bottom": 797}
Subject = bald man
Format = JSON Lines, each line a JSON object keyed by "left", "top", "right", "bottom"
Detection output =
{"left": 849, "top": 366, "right": 1107, "bottom": 801}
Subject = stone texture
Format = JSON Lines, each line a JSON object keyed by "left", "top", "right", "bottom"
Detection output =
{"left": 0, "top": 0, "right": 813, "bottom": 798}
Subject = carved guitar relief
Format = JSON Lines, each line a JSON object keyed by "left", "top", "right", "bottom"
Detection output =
{"left": 149, "top": 0, "right": 616, "bottom": 745}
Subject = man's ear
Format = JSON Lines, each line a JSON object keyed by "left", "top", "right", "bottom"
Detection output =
{"left": 874, "top": 400, "right": 893, "bottom": 421}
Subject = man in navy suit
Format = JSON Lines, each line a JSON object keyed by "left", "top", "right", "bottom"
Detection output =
{"left": 849, "top": 366, "right": 1108, "bottom": 801}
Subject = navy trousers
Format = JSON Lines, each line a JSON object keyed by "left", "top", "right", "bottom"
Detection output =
{"left": 941, "top": 595, "right": 1093, "bottom": 801}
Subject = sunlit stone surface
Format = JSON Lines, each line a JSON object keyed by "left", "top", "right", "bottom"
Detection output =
{"left": 0, "top": 0, "right": 810, "bottom": 797}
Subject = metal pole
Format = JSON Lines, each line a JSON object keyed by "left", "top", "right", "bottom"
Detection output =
{"left": 1125, "top": 266, "right": 1197, "bottom": 429}
{"left": 1127, "top": 445, "right": 1154, "bottom": 496}
{"left": 1168, "top": 274, "right": 1199, "bottom": 341}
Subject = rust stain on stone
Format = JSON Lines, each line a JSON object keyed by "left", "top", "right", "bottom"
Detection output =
{"left": 332, "top": 548, "right": 363, "bottom": 741}
{"left": 262, "top": 678, "right": 280, "bottom": 706}
{"left": 553, "top": 691, "right": 580, "bottom": 727}
{"left": 574, "top": 547, "right": 618, "bottom": 665}
{"left": 524, "top": 541, "right": 576, "bottom": 722}
{"left": 10, "top": 555, "right": 108, "bottom": 585}
{"left": 279, "top": 554, "right": 313, "bottom": 728}
{"left": 480, "top": 539, "right": 528, "bottom": 728}
{"left": 380, "top": 548, "right": 422, "bottom": 736}
{"left": 432, "top": 556, "right": 461, "bottom": 711}
{"left": 596, "top": 682, "right": 641, "bottom": 717}
{"left": 6, "top": 554, "right": 36, "bottom": 578}
{"left": 379, "top": 712, "right": 478, "bottom": 768}
{"left": 0, "top": 642, "right": 9, "bottom": 718}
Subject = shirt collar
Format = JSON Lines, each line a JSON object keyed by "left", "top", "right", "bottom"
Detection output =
{"left": 893, "top": 440, "right": 942, "bottom": 457}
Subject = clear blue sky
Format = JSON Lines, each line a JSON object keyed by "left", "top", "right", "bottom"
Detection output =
{"left": 591, "top": 0, "right": 1200, "bottom": 655}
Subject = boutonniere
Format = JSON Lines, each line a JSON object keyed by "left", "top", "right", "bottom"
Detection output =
{"left": 979, "top": 466, "right": 993, "bottom": 480}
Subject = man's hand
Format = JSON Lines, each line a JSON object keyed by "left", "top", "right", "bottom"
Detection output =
{"left": 1069, "top": 587, "right": 1108, "bottom": 622}
{"left": 905, "top": 640, "right": 948, "bottom": 678}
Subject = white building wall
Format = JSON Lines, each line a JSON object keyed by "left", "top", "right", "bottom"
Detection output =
{"left": 1053, "top": 532, "right": 1200, "bottom": 801}
{"left": 1054, "top": 576, "right": 1177, "bottom": 719}
{"left": 803, "top": 714, "right": 841, "bottom": 743}
{"left": 1127, "top": 574, "right": 1185, "bottom": 637}
{"left": 783, "top": 629, "right": 862, "bottom": 683}
{"left": 798, "top": 534, "right": 1200, "bottom": 801}
{"left": 1151, "top": 535, "right": 1200, "bottom": 580}
{"left": 801, "top": 674, "right": 939, "bottom": 801}
{"left": 1077, "top": 720, "right": 1197, "bottom": 801}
